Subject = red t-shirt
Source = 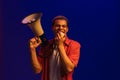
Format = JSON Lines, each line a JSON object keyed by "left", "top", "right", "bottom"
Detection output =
{"left": 38, "top": 37, "right": 81, "bottom": 80}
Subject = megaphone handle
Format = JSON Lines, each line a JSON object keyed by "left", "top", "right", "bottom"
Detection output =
{"left": 39, "top": 34, "right": 48, "bottom": 46}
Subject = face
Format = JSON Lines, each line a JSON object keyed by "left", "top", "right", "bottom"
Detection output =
{"left": 52, "top": 19, "right": 68, "bottom": 37}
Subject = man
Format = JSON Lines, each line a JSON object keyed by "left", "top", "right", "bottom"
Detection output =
{"left": 29, "top": 15, "right": 81, "bottom": 80}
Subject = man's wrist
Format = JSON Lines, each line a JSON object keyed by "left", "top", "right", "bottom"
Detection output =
{"left": 29, "top": 47, "right": 36, "bottom": 51}
{"left": 58, "top": 43, "right": 64, "bottom": 48}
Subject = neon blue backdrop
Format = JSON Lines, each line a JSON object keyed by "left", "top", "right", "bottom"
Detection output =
{"left": 2, "top": 0, "right": 120, "bottom": 80}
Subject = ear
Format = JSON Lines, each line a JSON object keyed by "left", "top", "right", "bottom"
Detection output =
{"left": 66, "top": 27, "right": 69, "bottom": 33}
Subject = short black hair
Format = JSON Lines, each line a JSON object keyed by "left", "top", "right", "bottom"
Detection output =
{"left": 52, "top": 15, "right": 68, "bottom": 26}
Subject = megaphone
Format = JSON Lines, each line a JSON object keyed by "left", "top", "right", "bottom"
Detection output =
{"left": 21, "top": 12, "right": 48, "bottom": 46}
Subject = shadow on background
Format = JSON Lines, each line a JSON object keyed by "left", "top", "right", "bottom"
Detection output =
{"left": 2, "top": 0, "right": 120, "bottom": 80}
{"left": 0, "top": 0, "right": 3, "bottom": 80}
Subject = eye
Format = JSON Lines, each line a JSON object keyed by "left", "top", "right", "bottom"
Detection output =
{"left": 62, "top": 25, "right": 67, "bottom": 28}
{"left": 54, "top": 24, "right": 60, "bottom": 27}
{"left": 54, "top": 24, "right": 67, "bottom": 28}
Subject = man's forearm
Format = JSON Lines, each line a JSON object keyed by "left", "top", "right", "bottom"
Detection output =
{"left": 58, "top": 45, "right": 75, "bottom": 72}
{"left": 30, "top": 48, "right": 42, "bottom": 74}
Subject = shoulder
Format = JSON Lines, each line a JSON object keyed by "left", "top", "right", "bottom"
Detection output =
{"left": 66, "top": 38, "right": 81, "bottom": 48}
{"left": 48, "top": 39, "right": 54, "bottom": 44}
{"left": 71, "top": 39, "right": 81, "bottom": 47}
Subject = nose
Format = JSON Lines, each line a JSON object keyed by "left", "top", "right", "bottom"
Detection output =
{"left": 59, "top": 26, "right": 62, "bottom": 29}
{"left": 59, "top": 25, "right": 63, "bottom": 29}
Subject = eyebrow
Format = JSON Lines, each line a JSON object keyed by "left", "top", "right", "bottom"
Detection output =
{"left": 54, "top": 24, "right": 67, "bottom": 26}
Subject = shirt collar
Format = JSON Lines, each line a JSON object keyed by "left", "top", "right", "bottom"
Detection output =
{"left": 64, "top": 37, "right": 71, "bottom": 46}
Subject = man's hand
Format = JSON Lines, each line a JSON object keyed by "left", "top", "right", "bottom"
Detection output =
{"left": 55, "top": 31, "right": 65, "bottom": 46}
{"left": 29, "top": 36, "right": 41, "bottom": 49}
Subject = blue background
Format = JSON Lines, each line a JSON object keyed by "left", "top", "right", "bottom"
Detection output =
{"left": 2, "top": 0, "right": 120, "bottom": 80}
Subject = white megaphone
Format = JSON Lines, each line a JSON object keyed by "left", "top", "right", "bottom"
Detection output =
{"left": 21, "top": 12, "right": 48, "bottom": 46}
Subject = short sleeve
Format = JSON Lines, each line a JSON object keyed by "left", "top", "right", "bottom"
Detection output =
{"left": 67, "top": 41, "right": 81, "bottom": 67}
